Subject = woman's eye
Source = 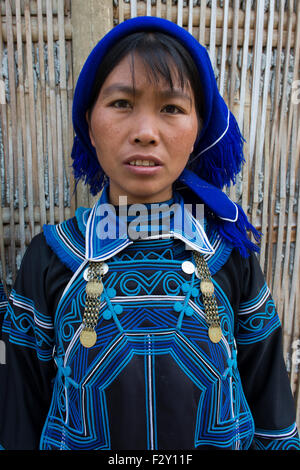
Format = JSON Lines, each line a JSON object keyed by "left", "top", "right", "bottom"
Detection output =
{"left": 161, "top": 104, "right": 183, "bottom": 114}
{"left": 111, "top": 100, "right": 132, "bottom": 109}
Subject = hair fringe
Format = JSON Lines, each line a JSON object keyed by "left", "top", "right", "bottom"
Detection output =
{"left": 71, "top": 136, "right": 104, "bottom": 196}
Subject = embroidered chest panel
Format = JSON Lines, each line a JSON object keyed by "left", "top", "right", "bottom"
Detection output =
{"left": 42, "top": 239, "right": 254, "bottom": 450}
{"left": 55, "top": 239, "right": 235, "bottom": 359}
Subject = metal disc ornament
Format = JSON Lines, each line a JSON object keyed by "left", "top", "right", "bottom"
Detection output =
{"left": 200, "top": 280, "right": 214, "bottom": 296}
{"left": 208, "top": 325, "right": 222, "bottom": 343}
{"left": 80, "top": 328, "right": 97, "bottom": 348}
{"left": 86, "top": 280, "right": 103, "bottom": 297}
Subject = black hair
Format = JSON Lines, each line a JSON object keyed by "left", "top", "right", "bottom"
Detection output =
{"left": 87, "top": 31, "right": 204, "bottom": 124}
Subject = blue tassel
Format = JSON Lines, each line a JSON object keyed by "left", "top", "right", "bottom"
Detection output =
{"left": 192, "top": 112, "right": 245, "bottom": 189}
{"left": 178, "top": 168, "right": 261, "bottom": 257}
{"left": 208, "top": 204, "right": 261, "bottom": 258}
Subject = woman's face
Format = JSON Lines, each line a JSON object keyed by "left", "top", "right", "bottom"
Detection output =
{"left": 87, "top": 53, "right": 199, "bottom": 205}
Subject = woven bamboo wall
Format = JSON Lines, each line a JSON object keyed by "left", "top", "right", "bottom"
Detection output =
{"left": 0, "top": 0, "right": 299, "bottom": 426}
{"left": 0, "top": 0, "right": 74, "bottom": 283}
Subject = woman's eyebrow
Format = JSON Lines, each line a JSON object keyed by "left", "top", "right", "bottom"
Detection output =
{"left": 101, "top": 84, "right": 135, "bottom": 99}
{"left": 101, "top": 83, "right": 192, "bottom": 103}
{"left": 159, "top": 89, "right": 192, "bottom": 104}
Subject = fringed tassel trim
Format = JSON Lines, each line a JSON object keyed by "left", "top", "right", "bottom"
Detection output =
{"left": 43, "top": 223, "right": 84, "bottom": 273}
{"left": 205, "top": 225, "right": 234, "bottom": 275}
{"left": 192, "top": 111, "right": 245, "bottom": 189}
{"left": 208, "top": 204, "right": 261, "bottom": 258}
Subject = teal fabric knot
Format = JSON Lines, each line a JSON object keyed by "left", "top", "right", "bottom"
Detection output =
{"left": 175, "top": 275, "right": 198, "bottom": 328}
{"left": 174, "top": 301, "right": 183, "bottom": 313}
{"left": 56, "top": 357, "right": 79, "bottom": 389}
{"left": 100, "top": 285, "right": 124, "bottom": 332}
{"left": 103, "top": 309, "right": 112, "bottom": 320}
{"left": 181, "top": 278, "right": 197, "bottom": 317}
{"left": 185, "top": 306, "right": 194, "bottom": 316}
{"left": 174, "top": 300, "right": 194, "bottom": 317}
{"left": 103, "top": 304, "right": 123, "bottom": 320}
{"left": 222, "top": 349, "right": 237, "bottom": 379}
{"left": 181, "top": 283, "right": 190, "bottom": 294}
{"left": 107, "top": 287, "right": 116, "bottom": 298}
{"left": 114, "top": 304, "right": 123, "bottom": 315}
{"left": 191, "top": 287, "right": 199, "bottom": 298}
{"left": 181, "top": 283, "right": 199, "bottom": 298}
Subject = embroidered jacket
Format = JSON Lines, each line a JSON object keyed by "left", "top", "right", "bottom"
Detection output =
{"left": 0, "top": 283, "right": 6, "bottom": 329}
{"left": 0, "top": 188, "right": 299, "bottom": 450}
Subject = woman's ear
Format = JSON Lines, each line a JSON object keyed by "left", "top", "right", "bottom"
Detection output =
{"left": 86, "top": 110, "right": 96, "bottom": 147}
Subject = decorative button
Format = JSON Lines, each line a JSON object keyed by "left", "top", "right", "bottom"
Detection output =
{"left": 181, "top": 282, "right": 190, "bottom": 294}
{"left": 191, "top": 287, "right": 199, "bottom": 298}
{"left": 102, "top": 263, "right": 109, "bottom": 275}
{"left": 173, "top": 302, "right": 183, "bottom": 312}
{"left": 181, "top": 261, "right": 195, "bottom": 274}
{"left": 63, "top": 366, "right": 71, "bottom": 376}
{"left": 102, "top": 304, "right": 123, "bottom": 320}
{"left": 114, "top": 304, "right": 123, "bottom": 315}
{"left": 102, "top": 309, "right": 112, "bottom": 320}
{"left": 107, "top": 287, "right": 116, "bottom": 298}
{"left": 185, "top": 306, "right": 194, "bottom": 317}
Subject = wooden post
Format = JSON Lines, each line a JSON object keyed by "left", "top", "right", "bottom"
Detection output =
{"left": 71, "top": 0, "right": 113, "bottom": 208}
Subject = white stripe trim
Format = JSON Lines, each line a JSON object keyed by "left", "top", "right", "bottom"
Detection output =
{"left": 218, "top": 201, "right": 238, "bottom": 223}
{"left": 238, "top": 286, "right": 271, "bottom": 315}
{"left": 254, "top": 423, "right": 298, "bottom": 439}
{"left": 11, "top": 297, "right": 53, "bottom": 330}
{"left": 57, "top": 224, "right": 85, "bottom": 259}
{"left": 190, "top": 108, "right": 230, "bottom": 162}
{"left": 85, "top": 192, "right": 215, "bottom": 261}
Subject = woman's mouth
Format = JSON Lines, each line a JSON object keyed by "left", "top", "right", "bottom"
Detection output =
{"left": 128, "top": 159, "right": 158, "bottom": 167}
{"left": 124, "top": 156, "right": 162, "bottom": 174}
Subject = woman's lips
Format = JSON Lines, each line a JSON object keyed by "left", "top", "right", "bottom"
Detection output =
{"left": 124, "top": 156, "right": 163, "bottom": 174}
{"left": 128, "top": 159, "right": 157, "bottom": 167}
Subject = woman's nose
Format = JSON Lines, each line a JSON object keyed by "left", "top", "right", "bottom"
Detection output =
{"left": 129, "top": 114, "right": 159, "bottom": 146}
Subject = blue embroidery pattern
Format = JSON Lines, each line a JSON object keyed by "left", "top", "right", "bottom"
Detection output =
{"left": 38, "top": 235, "right": 257, "bottom": 450}
{"left": 4, "top": 211, "right": 298, "bottom": 450}
{"left": 2, "top": 290, "right": 54, "bottom": 361}
{"left": 236, "top": 283, "right": 281, "bottom": 344}
{"left": 253, "top": 424, "right": 300, "bottom": 450}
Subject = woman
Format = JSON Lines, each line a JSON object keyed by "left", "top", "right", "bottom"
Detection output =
{"left": 0, "top": 16, "right": 299, "bottom": 451}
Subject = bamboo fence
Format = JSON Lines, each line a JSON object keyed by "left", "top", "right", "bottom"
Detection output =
{"left": 0, "top": 0, "right": 299, "bottom": 428}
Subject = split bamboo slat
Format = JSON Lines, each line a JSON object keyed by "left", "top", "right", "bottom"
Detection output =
{"left": 0, "top": 0, "right": 299, "bottom": 429}
{"left": 0, "top": 0, "right": 72, "bottom": 280}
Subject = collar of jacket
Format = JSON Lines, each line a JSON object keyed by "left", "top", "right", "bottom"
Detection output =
{"left": 82, "top": 184, "right": 215, "bottom": 262}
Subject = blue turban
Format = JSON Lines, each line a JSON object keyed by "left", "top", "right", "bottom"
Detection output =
{"left": 71, "top": 16, "right": 260, "bottom": 257}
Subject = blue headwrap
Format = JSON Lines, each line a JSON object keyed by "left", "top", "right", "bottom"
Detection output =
{"left": 71, "top": 16, "right": 260, "bottom": 257}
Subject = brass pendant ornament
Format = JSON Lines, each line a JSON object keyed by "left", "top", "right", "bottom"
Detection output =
{"left": 208, "top": 325, "right": 223, "bottom": 343}
{"left": 193, "top": 251, "right": 222, "bottom": 344}
{"left": 80, "top": 262, "right": 106, "bottom": 348}
{"left": 200, "top": 280, "right": 214, "bottom": 296}
{"left": 86, "top": 280, "right": 103, "bottom": 297}
{"left": 80, "top": 328, "right": 97, "bottom": 348}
